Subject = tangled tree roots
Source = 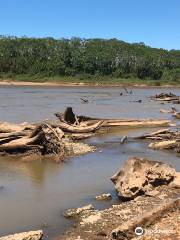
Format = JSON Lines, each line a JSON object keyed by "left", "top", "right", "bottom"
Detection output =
{"left": 0, "top": 107, "right": 173, "bottom": 162}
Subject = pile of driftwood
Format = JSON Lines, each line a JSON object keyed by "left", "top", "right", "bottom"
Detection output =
{"left": 0, "top": 122, "right": 67, "bottom": 161}
{"left": 151, "top": 92, "right": 180, "bottom": 104}
{"left": 133, "top": 128, "right": 180, "bottom": 151}
{"left": 0, "top": 107, "right": 173, "bottom": 161}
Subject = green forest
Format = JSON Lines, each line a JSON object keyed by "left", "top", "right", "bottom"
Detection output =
{"left": 0, "top": 36, "right": 180, "bottom": 84}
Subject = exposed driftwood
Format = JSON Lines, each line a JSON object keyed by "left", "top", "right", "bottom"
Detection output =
{"left": 67, "top": 133, "right": 96, "bottom": 140}
{"left": 150, "top": 92, "right": 180, "bottom": 104}
{"left": 160, "top": 109, "right": 173, "bottom": 113}
{"left": 56, "top": 120, "right": 104, "bottom": 133}
{"left": 149, "top": 140, "right": 177, "bottom": 150}
{"left": 0, "top": 107, "right": 174, "bottom": 159}
{"left": 111, "top": 198, "right": 180, "bottom": 239}
{"left": 172, "top": 107, "right": 180, "bottom": 119}
{"left": 55, "top": 107, "right": 172, "bottom": 129}
{"left": 0, "top": 122, "right": 34, "bottom": 133}
{"left": 130, "top": 128, "right": 180, "bottom": 152}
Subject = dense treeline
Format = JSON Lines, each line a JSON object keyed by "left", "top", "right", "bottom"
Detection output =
{"left": 0, "top": 36, "right": 179, "bottom": 81}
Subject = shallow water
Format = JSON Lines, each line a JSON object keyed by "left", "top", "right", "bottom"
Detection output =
{"left": 0, "top": 86, "right": 180, "bottom": 238}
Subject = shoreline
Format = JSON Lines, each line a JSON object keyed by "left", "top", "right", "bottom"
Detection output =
{"left": 0, "top": 80, "right": 179, "bottom": 88}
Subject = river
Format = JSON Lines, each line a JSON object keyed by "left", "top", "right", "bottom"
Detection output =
{"left": 0, "top": 86, "right": 179, "bottom": 239}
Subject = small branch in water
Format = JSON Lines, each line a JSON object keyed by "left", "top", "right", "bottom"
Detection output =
{"left": 80, "top": 98, "right": 89, "bottom": 103}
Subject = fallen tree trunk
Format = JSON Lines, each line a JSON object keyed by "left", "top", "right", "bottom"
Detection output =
{"left": 148, "top": 140, "right": 177, "bottom": 150}
{"left": 56, "top": 120, "right": 104, "bottom": 133}
{"left": 103, "top": 119, "right": 171, "bottom": 127}
{"left": 55, "top": 108, "right": 172, "bottom": 129}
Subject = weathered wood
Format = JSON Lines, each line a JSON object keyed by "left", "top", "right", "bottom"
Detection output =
{"left": 56, "top": 120, "right": 104, "bottom": 133}
{"left": 111, "top": 198, "right": 180, "bottom": 239}
{"left": 67, "top": 133, "right": 96, "bottom": 140}
{"left": 0, "top": 131, "right": 27, "bottom": 139}
{"left": 148, "top": 140, "right": 177, "bottom": 150}
{"left": 134, "top": 129, "right": 170, "bottom": 139}
{"left": 0, "top": 133, "right": 42, "bottom": 150}
{"left": 0, "top": 122, "right": 34, "bottom": 133}
{"left": 103, "top": 119, "right": 171, "bottom": 127}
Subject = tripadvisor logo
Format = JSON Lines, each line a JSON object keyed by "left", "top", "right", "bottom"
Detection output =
{"left": 135, "top": 227, "right": 144, "bottom": 236}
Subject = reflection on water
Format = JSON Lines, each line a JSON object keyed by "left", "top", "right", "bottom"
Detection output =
{"left": 0, "top": 86, "right": 180, "bottom": 238}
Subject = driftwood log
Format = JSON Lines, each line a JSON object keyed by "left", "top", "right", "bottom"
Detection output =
{"left": 0, "top": 107, "right": 173, "bottom": 159}
{"left": 111, "top": 198, "right": 180, "bottom": 239}
{"left": 55, "top": 108, "right": 172, "bottom": 129}
{"left": 150, "top": 92, "right": 180, "bottom": 104}
{"left": 129, "top": 128, "right": 180, "bottom": 152}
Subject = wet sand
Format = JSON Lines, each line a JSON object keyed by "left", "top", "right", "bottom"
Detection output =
{"left": 0, "top": 80, "right": 178, "bottom": 88}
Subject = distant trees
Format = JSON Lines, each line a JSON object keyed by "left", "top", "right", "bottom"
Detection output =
{"left": 0, "top": 36, "right": 179, "bottom": 81}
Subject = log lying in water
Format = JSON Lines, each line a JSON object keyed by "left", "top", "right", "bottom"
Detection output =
{"left": 131, "top": 128, "right": 180, "bottom": 151}
{"left": 55, "top": 107, "right": 172, "bottom": 129}
{"left": 150, "top": 92, "right": 180, "bottom": 103}
{"left": 56, "top": 120, "right": 104, "bottom": 133}
{"left": 0, "top": 107, "right": 173, "bottom": 159}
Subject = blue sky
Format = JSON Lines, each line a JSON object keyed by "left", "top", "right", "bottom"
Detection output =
{"left": 0, "top": 0, "right": 180, "bottom": 50}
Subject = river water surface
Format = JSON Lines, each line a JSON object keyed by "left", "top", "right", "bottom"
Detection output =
{"left": 0, "top": 86, "right": 180, "bottom": 239}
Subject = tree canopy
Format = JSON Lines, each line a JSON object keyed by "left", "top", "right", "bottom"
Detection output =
{"left": 0, "top": 36, "right": 179, "bottom": 81}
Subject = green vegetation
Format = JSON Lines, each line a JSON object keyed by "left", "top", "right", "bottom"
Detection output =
{"left": 0, "top": 36, "right": 179, "bottom": 85}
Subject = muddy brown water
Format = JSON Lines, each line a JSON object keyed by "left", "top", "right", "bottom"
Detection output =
{"left": 0, "top": 86, "right": 180, "bottom": 239}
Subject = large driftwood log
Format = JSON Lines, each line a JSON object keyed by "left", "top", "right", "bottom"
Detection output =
{"left": 103, "top": 119, "right": 171, "bottom": 127}
{"left": 148, "top": 140, "right": 177, "bottom": 150}
{"left": 111, "top": 198, "right": 180, "bottom": 239}
{"left": 55, "top": 108, "right": 172, "bottom": 128}
{"left": 56, "top": 120, "right": 104, "bottom": 133}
